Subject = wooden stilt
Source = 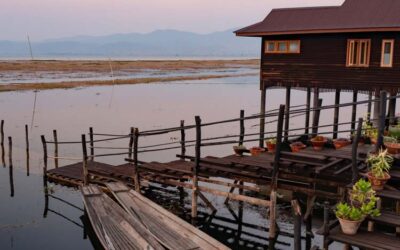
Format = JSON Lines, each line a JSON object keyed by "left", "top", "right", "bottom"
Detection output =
{"left": 192, "top": 116, "right": 202, "bottom": 218}
{"left": 373, "top": 91, "right": 381, "bottom": 127}
{"left": 53, "top": 130, "right": 59, "bottom": 168}
{"left": 180, "top": 120, "right": 186, "bottom": 159}
{"left": 9, "top": 137, "right": 14, "bottom": 197}
{"left": 292, "top": 199, "right": 302, "bottom": 250}
{"left": 376, "top": 91, "right": 388, "bottom": 151}
{"left": 312, "top": 88, "right": 320, "bottom": 136}
{"left": 352, "top": 118, "right": 363, "bottom": 184}
{"left": 351, "top": 90, "right": 358, "bottom": 132}
{"left": 269, "top": 190, "right": 277, "bottom": 239}
{"left": 284, "top": 86, "right": 291, "bottom": 142}
{"left": 25, "top": 125, "right": 30, "bottom": 176}
{"left": 133, "top": 128, "right": 140, "bottom": 192}
{"left": 312, "top": 99, "right": 323, "bottom": 137}
{"left": 272, "top": 105, "right": 285, "bottom": 187}
{"left": 224, "top": 180, "right": 239, "bottom": 204}
{"left": 388, "top": 93, "right": 397, "bottom": 125}
{"left": 305, "top": 87, "right": 311, "bottom": 136}
{"left": 239, "top": 110, "right": 245, "bottom": 146}
{"left": 367, "top": 91, "right": 373, "bottom": 123}
{"left": 81, "top": 134, "right": 89, "bottom": 186}
{"left": 323, "top": 201, "right": 330, "bottom": 250}
{"left": 1, "top": 120, "right": 4, "bottom": 167}
{"left": 89, "top": 127, "right": 94, "bottom": 161}
{"left": 260, "top": 85, "right": 267, "bottom": 147}
{"left": 41, "top": 135, "right": 48, "bottom": 173}
{"left": 128, "top": 127, "right": 134, "bottom": 159}
{"left": 8, "top": 137, "right": 12, "bottom": 167}
{"left": 333, "top": 89, "right": 341, "bottom": 139}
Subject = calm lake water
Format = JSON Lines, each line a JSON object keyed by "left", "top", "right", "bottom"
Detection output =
{"left": 0, "top": 73, "right": 377, "bottom": 249}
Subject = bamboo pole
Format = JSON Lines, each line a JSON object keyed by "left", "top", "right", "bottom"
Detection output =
{"left": 333, "top": 89, "right": 341, "bottom": 139}
{"left": 284, "top": 86, "right": 291, "bottom": 142}
{"left": 180, "top": 120, "right": 186, "bottom": 159}
{"left": 239, "top": 110, "right": 245, "bottom": 146}
{"left": 53, "top": 130, "right": 59, "bottom": 168}
{"left": 25, "top": 125, "right": 30, "bottom": 176}
{"left": 89, "top": 127, "right": 94, "bottom": 161}
{"left": 192, "top": 116, "right": 201, "bottom": 218}
{"left": 133, "top": 128, "right": 140, "bottom": 192}
{"left": 41, "top": 135, "right": 48, "bottom": 174}
{"left": 81, "top": 134, "right": 89, "bottom": 186}
{"left": 305, "top": 87, "right": 311, "bottom": 136}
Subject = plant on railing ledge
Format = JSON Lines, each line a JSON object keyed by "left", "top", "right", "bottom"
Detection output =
{"left": 366, "top": 149, "right": 393, "bottom": 190}
{"left": 265, "top": 138, "right": 277, "bottom": 153}
{"left": 310, "top": 135, "right": 327, "bottom": 151}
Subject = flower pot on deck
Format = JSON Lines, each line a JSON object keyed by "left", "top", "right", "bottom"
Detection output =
{"left": 384, "top": 142, "right": 400, "bottom": 155}
{"left": 250, "top": 147, "right": 263, "bottom": 156}
{"left": 310, "top": 137, "right": 327, "bottom": 151}
{"left": 290, "top": 142, "right": 306, "bottom": 153}
{"left": 233, "top": 146, "right": 247, "bottom": 156}
{"left": 266, "top": 142, "right": 276, "bottom": 153}
{"left": 333, "top": 138, "right": 351, "bottom": 150}
{"left": 338, "top": 217, "right": 363, "bottom": 235}
{"left": 367, "top": 172, "right": 391, "bottom": 191}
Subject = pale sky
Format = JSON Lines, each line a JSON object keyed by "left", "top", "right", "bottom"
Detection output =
{"left": 0, "top": 0, "right": 344, "bottom": 41}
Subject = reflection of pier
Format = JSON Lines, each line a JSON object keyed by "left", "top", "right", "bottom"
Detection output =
{"left": 41, "top": 91, "right": 400, "bottom": 249}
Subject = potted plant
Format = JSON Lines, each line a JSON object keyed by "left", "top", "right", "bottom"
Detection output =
{"left": 388, "top": 124, "right": 400, "bottom": 140}
{"left": 333, "top": 138, "right": 351, "bottom": 149}
{"left": 290, "top": 141, "right": 306, "bottom": 153}
{"left": 233, "top": 145, "right": 247, "bottom": 156}
{"left": 366, "top": 149, "right": 393, "bottom": 190}
{"left": 265, "top": 138, "right": 277, "bottom": 153}
{"left": 384, "top": 136, "right": 400, "bottom": 154}
{"left": 310, "top": 135, "right": 327, "bottom": 151}
{"left": 250, "top": 146, "right": 264, "bottom": 156}
{"left": 348, "top": 179, "right": 376, "bottom": 207}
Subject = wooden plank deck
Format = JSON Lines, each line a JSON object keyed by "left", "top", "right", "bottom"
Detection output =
{"left": 106, "top": 182, "right": 230, "bottom": 250}
{"left": 81, "top": 185, "right": 165, "bottom": 250}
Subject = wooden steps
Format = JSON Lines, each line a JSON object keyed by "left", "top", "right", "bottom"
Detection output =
{"left": 106, "top": 182, "right": 230, "bottom": 250}
{"left": 370, "top": 211, "right": 400, "bottom": 227}
{"left": 377, "top": 190, "right": 400, "bottom": 200}
{"left": 327, "top": 226, "right": 400, "bottom": 250}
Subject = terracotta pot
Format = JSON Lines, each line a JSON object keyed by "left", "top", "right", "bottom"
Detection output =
{"left": 333, "top": 139, "right": 351, "bottom": 149}
{"left": 266, "top": 142, "right": 276, "bottom": 153}
{"left": 370, "top": 138, "right": 377, "bottom": 145}
{"left": 310, "top": 137, "right": 327, "bottom": 151}
{"left": 367, "top": 172, "right": 391, "bottom": 191}
{"left": 250, "top": 147, "right": 263, "bottom": 156}
{"left": 384, "top": 142, "right": 400, "bottom": 155}
{"left": 233, "top": 146, "right": 247, "bottom": 156}
{"left": 338, "top": 217, "right": 363, "bottom": 235}
{"left": 290, "top": 142, "right": 306, "bottom": 153}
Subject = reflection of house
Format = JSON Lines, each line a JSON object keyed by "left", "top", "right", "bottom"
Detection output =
{"left": 235, "top": 0, "right": 400, "bottom": 144}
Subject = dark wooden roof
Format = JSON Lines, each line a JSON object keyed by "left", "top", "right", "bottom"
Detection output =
{"left": 236, "top": 0, "right": 400, "bottom": 37}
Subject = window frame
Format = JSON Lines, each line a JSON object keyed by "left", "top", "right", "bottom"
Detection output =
{"left": 265, "top": 40, "right": 301, "bottom": 54}
{"left": 346, "top": 39, "right": 371, "bottom": 67}
{"left": 381, "top": 39, "right": 395, "bottom": 68}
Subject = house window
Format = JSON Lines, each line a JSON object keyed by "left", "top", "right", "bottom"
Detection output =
{"left": 265, "top": 40, "right": 300, "bottom": 54}
{"left": 381, "top": 40, "right": 394, "bottom": 67}
{"left": 347, "top": 39, "right": 370, "bottom": 67}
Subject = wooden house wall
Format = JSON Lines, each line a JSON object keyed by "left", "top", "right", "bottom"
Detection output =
{"left": 261, "top": 32, "right": 400, "bottom": 92}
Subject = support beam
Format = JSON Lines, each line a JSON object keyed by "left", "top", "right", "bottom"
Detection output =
{"left": 260, "top": 85, "right": 267, "bottom": 147}
{"left": 376, "top": 91, "right": 388, "bottom": 151}
{"left": 312, "top": 99, "right": 323, "bottom": 137}
{"left": 352, "top": 118, "right": 363, "bottom": 184}
{"left": 333, "top": 89, "right": 341, "bottom": 139}
{"left": 192, "top": 116, "right": 202, "bottom": 218}
{"left": 128, "top": 127, "right": 134, "bottom": 159}
{"left": 351, "top": 90, "right": 358, "bottom": 132}
{"left": 305, "top": 87, "right": 311, "bottom": 136}
{"left": 81, "top": 134, "right": 88, "bottom": 186}
{"left": 41, "top": 135, "right": 48, "bottom": 174}
{"left": 133, "top": 128, "right": 140, "bottom": 192}
{"left": 89, "top": 127, "right": 94, "bottom": 161}
{"left": 272, "top": 105, "right": 285, "bottom": 188}
{"left": 367, "top": 91, "right": 373, "bottom": 123}
{"left": 292, "top": 199, "right": 302, "bottom": 250}
{"left": 284, "top": 86, "right": 291, "bottom": 142}
{"left": 373, "top": 91, "right": 380, "bottom": 128}
{"left": 180, "top": 120, "right": 186, "bottom": 159}
{"left": 312, "top": 88, "right": 320, "bottom": 136}
{"left": 388, "top": 93, "right": 397, "bottom": 125}
{"left": 239, "top": 110, "right": 245, "bottom": 146}
{"left": 53, "top": 130, "right": 58, "bottom": 168}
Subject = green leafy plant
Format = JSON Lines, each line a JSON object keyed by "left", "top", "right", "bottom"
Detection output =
{"left": 367, "top": 149, "right": 393, "bottom": 178}
{"left": 266, "top": 138, "right": 277, "bottom": 144}
{"left": 313, "top": 135, "right": 325, "bottom": 141}
{"left": 335, "top": 203, "right": 364, "bottom": 221}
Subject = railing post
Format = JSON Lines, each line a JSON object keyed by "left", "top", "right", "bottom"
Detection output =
{"left": 1, "top": 120, "right": 4, "bottom": 166}
{"left": 41, "top": 135, "right": 48, "bottom": 174}
{"left": 260, "top": 85, "right": 267, "bottom": 147}
{"left": 312, "top": 99, "right": 323, "bottom": 137}
{"left": 239, "top": 110, "right": 245, "bottom": 146}
{"left": 305, "top": 87, "right": 311, "bottom": 136}
{"left": 376, "top": 91, "right": 387, "bottom": 151}
{"left": 53, "top": 130, "right": 59, "bottom": 168}
{"left": 351, "top": 90, "right": 358, "bottom": 132}
{"left": 81, "top": 134, "right": 89, "bottom": 186}
{"left": 128, "top": 127, "right": 134, "bottom": 160}
{"left": 192, "top": 116, "right": 201, "bottom": 218}
{"left": 333, "top": 89, "right": 341, "bottom": 139}
{"left": 133, "top": 128, "right": 140, "bottom": 192}
{"left": 367, "top": 91, "right": 373, "bottom": 123}
{"left": 388, "top": 93, "right": 397, "bottom": 125}
{"left": 284, "top": 86, "right": 291, "bottom": 142}
{"left": 352, "top": 118, "right": 363, "bottom": 184}
{"left": 272, "top": 105, "right": 285, "bottom": 187}
{"left": 89, "top": 127, "right": 94, "bottom": 161}
{"left": 180, "top": 120, "right": 186, "bottom": 159}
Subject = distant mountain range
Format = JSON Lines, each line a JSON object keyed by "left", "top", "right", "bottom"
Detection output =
{"left": 0, "top": 29, "right": 259, "bottom": 58}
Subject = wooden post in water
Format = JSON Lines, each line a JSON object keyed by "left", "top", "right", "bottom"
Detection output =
{"left": 239, "top": 110, "right": 245, "bottom": 146}
{"left": 367, "top": 91, "right": 373, "bottom": 123}
{"left": 53, "top": 130, "right": 59, "bottom": 168}
{"left": 376, "top": 91, "right": 388, "bottom": 151}
{"left": 89, "top": 127, "right": 94, "bottom": 161}
{"left": 128, "top": 127, "right": 134, "bottom": 160}
{"left": 305, "top": 87, "right": 311, "bottom": 136}
{"left": 8, "top": 137, "right": 14, "bottom": 197}
{"left": 25, "top": 125, "right": 30, "bottom": 176}
{"left": 180, "top": 120, "right": 186, "bottom": 159}
{"left": 351, "top": 90, "right": 358, "bottom": 132}
{"left": 81, "top": 134, "right": 89, "bottom": 186}
{"left": 333, "top": 89, "right": 341, "bottom": 139}
{"left": 312, "top": 99, "right": 323, "bottom": 137}
{"left": 1, "top": 120, "right": 4, "bottom": 167}
{"left": 259, "top": 85, "right": 267, "bottom": 147}
{"left": 292, "top": 199, "right": 302, "bottom": 250}
{"left": 352, "top": 118, "right": 363, "bottom": 184}
{"left": 192, "top": 116, "right": 202, "bottom": 218}
{"left": 133, "top": 128, "right": 140, "bottom": 192}
{"left": 284, "top": 86, "right": 291, "bottom": 142}
{"left": 41, "top": 135, "right": 48, "bottom": 174}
